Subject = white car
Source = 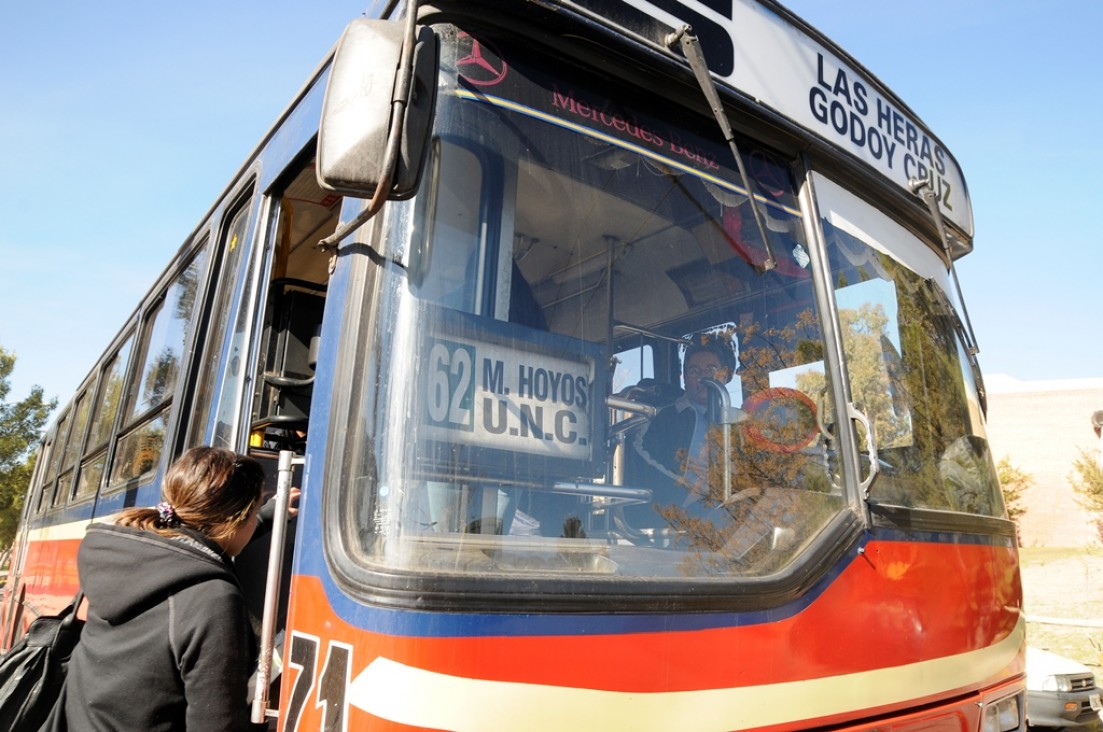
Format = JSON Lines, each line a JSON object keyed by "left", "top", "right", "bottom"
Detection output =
{"left": 1026, "top": 646, "right": 1103, "bottom": 729}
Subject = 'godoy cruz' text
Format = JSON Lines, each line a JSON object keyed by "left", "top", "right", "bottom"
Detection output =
{"left": 809, "top": 53, "right": 952, "bottom": 208}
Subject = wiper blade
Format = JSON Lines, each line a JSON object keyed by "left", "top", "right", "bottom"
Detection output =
{"left": 908, "top": 177, "right": 980, "bottom": 357}
{"left": 667, "top": 25, "right": 776, "bottom": 273}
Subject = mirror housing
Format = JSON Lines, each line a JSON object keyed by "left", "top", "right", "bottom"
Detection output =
{"left": 317, "top": 19, "right": 438, "bottom": 199}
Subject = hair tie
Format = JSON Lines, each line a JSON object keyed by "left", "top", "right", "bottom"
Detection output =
{"left": 155, "top": 502, "right": 181, "bottom": 528}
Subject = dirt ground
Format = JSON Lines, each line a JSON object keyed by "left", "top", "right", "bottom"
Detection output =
{"left": 1021, "top": 546, "right": 1103, "bottom": 668}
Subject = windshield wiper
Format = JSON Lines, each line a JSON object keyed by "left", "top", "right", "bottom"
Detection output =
{"left": 926, "top": 276, "right": 988, "bottom": 415}
{"left": 909, "top": 178, "right": 986, "bottom": 413}
{"left": 666, "top": 25, "right": 776, "bottom": 272}
{"left": 908, "top": 178, "right": 980, "bottom": 357}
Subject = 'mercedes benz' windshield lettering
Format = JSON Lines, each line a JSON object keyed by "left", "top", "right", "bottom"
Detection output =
{"left": 551, "top": 87, "right": 667, "bottom": 148}
{"left": 551, "top": 85, "right": 720, "bottom": 172}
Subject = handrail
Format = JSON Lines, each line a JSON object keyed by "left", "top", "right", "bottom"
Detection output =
{"left": 250, "top": 450, "right": 301, "bottom": 723}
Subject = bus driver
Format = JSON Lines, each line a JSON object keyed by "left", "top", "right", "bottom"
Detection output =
{"left": 630, "top": 335, "right": 738, "bottom": 522}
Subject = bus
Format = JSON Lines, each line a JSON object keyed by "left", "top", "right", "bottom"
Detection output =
{"left": 2, "top": 1, "right": 1024, "bottom": 730}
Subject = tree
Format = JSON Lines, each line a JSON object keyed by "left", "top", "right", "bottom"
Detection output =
{"left": 0, "top": 347, "right": 57, "bottom": 561}
{"left": 1069, "top": 447, "right": 1103, "bottom": 541}
{"left": 995, "top": 456, "right": 1030, "bottom": 544}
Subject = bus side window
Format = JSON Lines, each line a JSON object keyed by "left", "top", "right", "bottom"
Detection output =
{"left": 108, "top": 248, "right": 209, "bottom": 492}
{"left": 34, "top": 432, "right": 57, "bottom": 514}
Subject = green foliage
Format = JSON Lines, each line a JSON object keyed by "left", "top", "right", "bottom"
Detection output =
{"left": 995, "top": 455, "right": 1030, "bottom": 528}
{"left": 0, "top": 347, "right": 57, "bottom": 551}
{"left": 0, "top": 454, "right": 37, "bottom": 555}
{"left": 1070, "top": 447, "right": 1103, "bottom": 516}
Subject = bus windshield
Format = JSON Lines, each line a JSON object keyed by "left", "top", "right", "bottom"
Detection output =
{"left": 336, "top": 27, "right": 847, "bottom": 583}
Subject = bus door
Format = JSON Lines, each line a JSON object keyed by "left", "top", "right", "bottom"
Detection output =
{"left": 235, "top": 149, "right": 342, "bottom": 722}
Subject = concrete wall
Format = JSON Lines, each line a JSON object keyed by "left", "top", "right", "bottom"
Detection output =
{"left": 983, "top": 376, "right": 1103, "bottom": 547}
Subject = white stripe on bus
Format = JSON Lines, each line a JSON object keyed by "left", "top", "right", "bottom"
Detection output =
{"left": 26, "top": 515, "right": 112, "bottom": 543}
{"left": 347, "top": 618, "right": 1023, "bottom": 732}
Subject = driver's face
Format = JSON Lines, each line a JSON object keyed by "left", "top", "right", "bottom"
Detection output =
{"left": 684, "top": 351, "right": 724, "bottom": 406}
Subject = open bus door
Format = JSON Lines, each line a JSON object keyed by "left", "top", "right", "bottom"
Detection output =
{"left": 243, "top": 13, "right": 437, "bottom": 724}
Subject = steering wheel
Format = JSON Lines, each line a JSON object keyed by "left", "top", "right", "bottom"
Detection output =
{"left": 741, "top": 387, "right": 819, "bottom": 453}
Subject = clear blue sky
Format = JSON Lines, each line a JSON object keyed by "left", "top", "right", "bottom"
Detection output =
{"left": 2, "top": 1, "right": 1100, "bottom": 413}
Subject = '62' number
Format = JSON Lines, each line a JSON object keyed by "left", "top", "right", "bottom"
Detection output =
{"left": 426, "top": 339, "right": 474, "bottom": 431}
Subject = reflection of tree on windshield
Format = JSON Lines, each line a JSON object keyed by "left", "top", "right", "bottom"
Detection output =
{"left": 797, "top": 303, "right": 911, "bottom": 451}
{"left": 145, "top": 348, "right": 180, "bottom": 410}
{"left": 825, "top": 241, "right": 1003, "bottom": 516}
{"left": 174, "top": 261, "right": 201, "bottom": 323}
{"left": 645, "top": 310, "right": 837, "bottom": 575}
{"left": 655, "top": 421, "right": 836, "bottom": 575}
{"left": 736, "top": 310, "right": 822, "bottom": 393}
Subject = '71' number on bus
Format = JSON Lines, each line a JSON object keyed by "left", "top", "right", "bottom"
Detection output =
{"left": 284, "top": 632, "right": 352, "bottom": 732}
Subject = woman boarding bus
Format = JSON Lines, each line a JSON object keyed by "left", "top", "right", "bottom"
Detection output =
{"left": 3, "top": 1, "right": 1023, "bottom": 730}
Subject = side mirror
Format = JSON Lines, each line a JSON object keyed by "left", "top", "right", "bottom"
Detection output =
{"left": 317, "top": 19, "right": 439, "bottom": 199}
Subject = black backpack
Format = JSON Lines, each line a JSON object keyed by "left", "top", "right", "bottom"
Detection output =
{"left": 0, "top": 592, "right": 84, "bottom": 731}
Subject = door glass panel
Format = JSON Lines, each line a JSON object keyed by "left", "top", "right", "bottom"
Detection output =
{"left": 189, "top": 205, "right": 255, "bottom": 449}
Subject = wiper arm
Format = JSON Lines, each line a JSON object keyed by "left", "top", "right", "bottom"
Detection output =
{"left": 908, "top": 177, "right": 980, "bottom": 357}
{"left": 926, "top": 276, "right": 988, "bottom": 415}
{"left": 910, "top": 178, "right": 990, "bottom": 407}
{"left": 666, "top": 25, "right": 776, "bottom": 272}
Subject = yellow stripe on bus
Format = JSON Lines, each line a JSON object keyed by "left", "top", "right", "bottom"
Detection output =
{"left": 347, "top": 618, "right": 1024, "bottom": 731}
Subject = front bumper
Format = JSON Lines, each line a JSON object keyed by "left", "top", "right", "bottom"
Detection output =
{"left": 1026, "top": 688, "right": 1103, "bottom": 728}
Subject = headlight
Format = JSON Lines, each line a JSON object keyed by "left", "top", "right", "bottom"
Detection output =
{"left": 997, "top": 697, "right": 1020, "bottom": 730}
{"left": 982, "top": 694, "right": 1022, "bottom": 732}
{"left": 1042, "top": 672, "right": 1094, "bottom": 692}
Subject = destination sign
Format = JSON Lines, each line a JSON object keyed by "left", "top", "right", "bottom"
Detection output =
{"left": 420, "top": 313, "right": 600, "bottom": 465}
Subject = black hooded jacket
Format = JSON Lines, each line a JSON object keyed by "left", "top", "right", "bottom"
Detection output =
{"left": 44, "top": 523, "right": 260, "bottom": 731}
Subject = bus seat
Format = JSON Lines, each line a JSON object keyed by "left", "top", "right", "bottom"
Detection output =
{"left": 618, "top": 377, "right": 682, "bottom": 410}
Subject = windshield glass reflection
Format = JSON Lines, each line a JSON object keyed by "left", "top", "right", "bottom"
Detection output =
{"left": 343, "top": 28, "right": 846, "bottom": 582}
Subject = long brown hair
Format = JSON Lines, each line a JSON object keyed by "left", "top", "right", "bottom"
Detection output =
{"left": 117, "top": 447, "right": 266, "bottom": 542}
